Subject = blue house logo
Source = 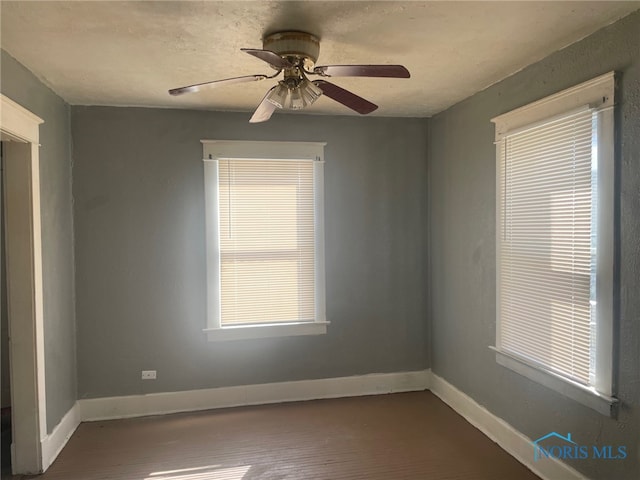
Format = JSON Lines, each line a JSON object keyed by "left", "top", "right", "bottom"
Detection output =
{"left": 532, "top": 432, "right": 627, "bottom": 462}
{"left": 532, "top": 432, "right": 577, "bottom": 461}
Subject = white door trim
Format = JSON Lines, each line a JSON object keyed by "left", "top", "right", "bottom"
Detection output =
{"left": 1, "top": 93, "right": 47, "bottom": 474}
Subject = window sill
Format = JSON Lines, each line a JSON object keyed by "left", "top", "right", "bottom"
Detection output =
{"left": 204, "top": 321, "right": 329, "bottom": 342}
{"left": 490, "top": 347, "right": 617, "bottom": 417}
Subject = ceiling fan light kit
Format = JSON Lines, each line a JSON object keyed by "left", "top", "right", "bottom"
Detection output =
{"left": 266, "top": 78, "right": 323, "bottom": 110}
{"left": 169, "top": 30, "right": 410, "bottom": 123}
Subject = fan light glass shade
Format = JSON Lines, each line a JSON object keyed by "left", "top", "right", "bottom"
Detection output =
{"left": 300, "top": 80, "right": 323, "bottom": 105}
{"left": 267, "top": 80, "right": 322, "bottom": 110}
{"left": 266, "top": 83, "right": 289, "bottom": 108}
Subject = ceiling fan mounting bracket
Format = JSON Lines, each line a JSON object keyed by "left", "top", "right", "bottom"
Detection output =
{"left": 263, "top": 31, "right": 320, "bottom": 70}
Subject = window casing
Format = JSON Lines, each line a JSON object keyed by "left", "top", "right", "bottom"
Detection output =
{"left": 202, "top": 141, "right": 327, "bottom": 341}
{"left": 491, "top": 73, "right": 616, "bottom": 415}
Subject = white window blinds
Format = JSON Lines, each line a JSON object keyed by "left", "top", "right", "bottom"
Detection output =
{"left": 497, "top": 108, "right": 596, "bottom": 385}
{"left": 217, "top": 158, "right": 316, "bottom": 326}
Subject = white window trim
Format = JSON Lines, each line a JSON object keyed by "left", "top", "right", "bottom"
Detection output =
{"left": 490, "top": 347, "right": 616, "bottom": 416}
{"left": 491, "top": 72, "right": 617, "bottom": 415}
{"left": 201, "top": 140, "right": 327, "bottom": 342}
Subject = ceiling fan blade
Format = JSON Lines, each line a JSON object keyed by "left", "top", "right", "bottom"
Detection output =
{"left": 169, "top": 74, "right": 267, "bottom": 96}
{"left": 314, "top": 80, "right": 378, "bottom": 115}
{"left": 250, "top": 87, "right": 278, "bottom": 123}
{"left": 313, "top": 65, "right": 410, "bottom": 78}
{"left": 241, "top": 48, "right": 293, "bottom": 69}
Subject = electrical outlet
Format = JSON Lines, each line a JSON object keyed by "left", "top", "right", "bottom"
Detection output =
{"left": 141, "top": 370, "right": 157, "bottom": 380}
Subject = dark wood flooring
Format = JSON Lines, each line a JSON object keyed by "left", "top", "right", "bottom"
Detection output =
{"left": 8, "top": 391, "right": 539, "bottom": 480}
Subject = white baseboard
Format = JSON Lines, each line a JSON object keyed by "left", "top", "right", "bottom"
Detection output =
{"left": 40, "top": 401, "right": 81, "bottom": 471}
{"left": 429, "top": 373, "right": 588, "bottom": 480}
{"left": 79, "top": 370, "right": 431, "bottom": 422}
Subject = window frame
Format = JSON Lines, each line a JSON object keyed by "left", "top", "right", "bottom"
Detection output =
{"left": 491, "top": 72, "right": 617, "bottom": 416}
{"left": 201, "top": 140, "right": 327, "bottom": 342}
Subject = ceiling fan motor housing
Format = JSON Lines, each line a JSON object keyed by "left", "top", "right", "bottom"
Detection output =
{"left": 263, "top": 31, "right": 320, "bottom": 70}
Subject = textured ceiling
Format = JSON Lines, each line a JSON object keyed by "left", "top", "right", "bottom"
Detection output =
{"left": 1, "top": 1, "right": 639, "bottom": 117}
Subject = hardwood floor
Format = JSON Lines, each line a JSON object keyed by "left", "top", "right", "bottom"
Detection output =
{"left": 11, "top": 391, "right": 539, "bottom": 480}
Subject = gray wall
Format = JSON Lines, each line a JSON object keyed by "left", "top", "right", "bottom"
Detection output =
{"left": 428, "top": 11, "right": 640, "bottom": 480}
{"left": 71, "top": 107, "right": 429, "bottom": 398}
{"left": 0, "top": 51, "right": 77, "bottom": 433}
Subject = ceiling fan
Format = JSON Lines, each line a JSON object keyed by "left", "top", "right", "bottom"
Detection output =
{"left": 168, "top": 31, "right": 410, "bottom": 123}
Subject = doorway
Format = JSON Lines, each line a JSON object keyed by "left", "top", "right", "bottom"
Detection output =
{"left": 0, "top": 95, "right": 46, "bottom": 475}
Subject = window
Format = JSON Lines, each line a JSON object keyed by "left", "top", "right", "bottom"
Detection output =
{"left": 491, "top": 73, "right": 616, "bottom": 415}
{"left": 202, "top": 141, "right": 327, "bottom": 341}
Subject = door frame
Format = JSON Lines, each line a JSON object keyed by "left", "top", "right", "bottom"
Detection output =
{"left": 1, "top": 94, "right": 46, "bottom": 474}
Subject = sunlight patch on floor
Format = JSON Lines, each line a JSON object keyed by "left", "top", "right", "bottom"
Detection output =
{"left": 146, "top": 464, "right": 251, "bottom": 480}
